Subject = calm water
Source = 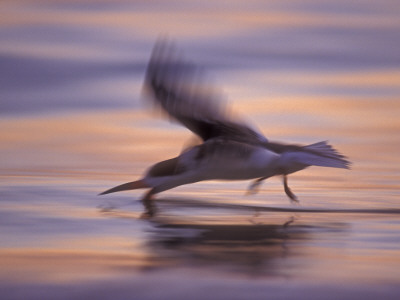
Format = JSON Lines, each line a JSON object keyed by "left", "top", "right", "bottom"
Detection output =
{"left": 1, "top": 0, "right": 400, "bottom": 299}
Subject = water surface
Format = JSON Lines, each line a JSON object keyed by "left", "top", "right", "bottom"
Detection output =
{"left": 1, "top": 0, "right": 400, "bottom": 299}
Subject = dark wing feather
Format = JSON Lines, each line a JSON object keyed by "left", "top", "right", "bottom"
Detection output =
{"left": 143, "top": 39, "right": 267, "bottom": 144}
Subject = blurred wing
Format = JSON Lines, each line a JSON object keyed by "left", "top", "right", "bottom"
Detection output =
{"left": 143, "top": 39, "right": 267, "bottom": 144}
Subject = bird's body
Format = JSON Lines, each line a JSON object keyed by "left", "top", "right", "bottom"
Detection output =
{"left": 146, "top": 139, "right": 280, "bottom": 185}
{"left": 100, "top": 40, "right": 350, "bottom": 216}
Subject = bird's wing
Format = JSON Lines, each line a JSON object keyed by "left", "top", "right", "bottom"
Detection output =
{"left": 143, "top": 39, "right": 267, "bottom": 144}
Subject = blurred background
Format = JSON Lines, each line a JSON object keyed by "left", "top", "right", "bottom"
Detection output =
{"left": 1, "top": 0, "right": 400, "bottom": 299}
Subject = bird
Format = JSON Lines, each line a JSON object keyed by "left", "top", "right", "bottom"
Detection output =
{"left": 100, "top": 39, "right": 350, "bottom": 217}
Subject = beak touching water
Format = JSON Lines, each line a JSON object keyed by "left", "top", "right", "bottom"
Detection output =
{"left": 99, "top": 180, "right": 149, "bottom": 195}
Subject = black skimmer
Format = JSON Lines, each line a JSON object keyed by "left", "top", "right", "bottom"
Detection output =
{"left": 100, "top": 40, "right": 350, "bottom": 216}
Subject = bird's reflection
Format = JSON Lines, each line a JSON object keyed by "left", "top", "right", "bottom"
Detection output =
{"left": 143, "top": 199, "right": 347, "bottom": 277}
{"left": 146, "top": 219, "right": 297, "bottom": 277}
{"left": 100, "top": 198, "right": 348, "bottom": 277}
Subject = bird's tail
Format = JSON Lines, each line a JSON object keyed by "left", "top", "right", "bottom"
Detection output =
{"left": 283, "top": 141, "right": 351, "bottom": 170}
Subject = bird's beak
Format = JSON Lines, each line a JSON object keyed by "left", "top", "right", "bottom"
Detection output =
{"left": 98, "top": 179, "right": 149, "bottom": 195}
